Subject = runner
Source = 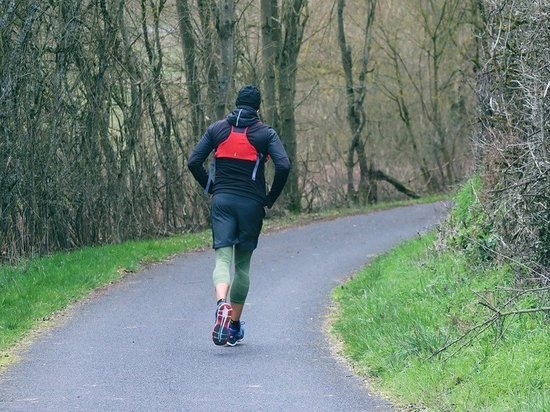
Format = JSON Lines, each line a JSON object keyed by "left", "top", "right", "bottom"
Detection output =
{"left": 188, "top": 85, "right": 290, "bottom": 346}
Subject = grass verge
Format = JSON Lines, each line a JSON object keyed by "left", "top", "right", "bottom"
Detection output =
{"left": 0, "top": 231, "right": 210, "bottom": 361}
{"left": 332, "top": 233, "right": 549, "bottom": 411}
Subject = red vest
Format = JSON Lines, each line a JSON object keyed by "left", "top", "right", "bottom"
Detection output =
{"left": 204, "top": 125, "right": 267, "bottom": 194}
{"left": 215, "top": 127, "right": 257, "bottom": 161}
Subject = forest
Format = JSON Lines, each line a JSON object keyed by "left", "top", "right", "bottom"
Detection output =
{"left": 0, "top": 0, "right": 548, "bottom": 285}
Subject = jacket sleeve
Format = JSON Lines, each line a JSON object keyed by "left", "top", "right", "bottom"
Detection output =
{"left": 187, "top": 128, "right": 215, "bottom": 192}
{"left": 265, "top": 128, "right": 291, "bottom": 208}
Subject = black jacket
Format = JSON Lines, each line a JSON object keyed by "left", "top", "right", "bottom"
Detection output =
{"left": 188, "top": 106, "right": 291, "bottom": 208}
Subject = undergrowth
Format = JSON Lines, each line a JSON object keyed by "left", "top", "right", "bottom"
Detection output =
{"left": 0, "top": 231, "right": 210, "bottom": 356}
{"left": 332, "top": 179, "right": 549, "bottom": 411}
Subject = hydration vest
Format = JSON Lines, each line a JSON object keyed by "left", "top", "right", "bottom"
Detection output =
{"left": 216, "top": 127, "right": 258, "bottom": 161}
{"left": 204, "top": 125, "right": 265, "bottom": 194}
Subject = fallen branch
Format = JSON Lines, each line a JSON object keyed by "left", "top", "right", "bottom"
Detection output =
{"left": 428, "top": 306, "right": 550, "bottom": 360}
{"left": 428, "top": 315, "right": 496, "bottom": 360}
{"left": 369, "top": 169, "right": 420, "bottom": 199}
{"left": 488, "top": 307, "right": 550, "bottom": 317}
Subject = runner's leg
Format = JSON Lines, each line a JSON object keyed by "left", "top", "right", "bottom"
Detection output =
{"left": 213, "top": 246, "right": 233, "bottom": 301}
{"left": 230, "top": 248, "right": 252, "bottom": 320}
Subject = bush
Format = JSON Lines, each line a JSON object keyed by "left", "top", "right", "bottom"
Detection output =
{"left": 443, "top": 176, "right": 497, "bottom": 262}
{"left": 474, "top": 0, "right": 550, "bottom": 280}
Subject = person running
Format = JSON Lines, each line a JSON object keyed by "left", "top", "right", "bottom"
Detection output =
{"left": 188, "top": 85, "right": 291, "bottom": 346}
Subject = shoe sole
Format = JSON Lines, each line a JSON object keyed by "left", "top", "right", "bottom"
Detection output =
{"left": 225, "top": 337, "right": 242, "bottom": 347}
{"left": 212, "top": 303, "right": 232, "bottom": 346}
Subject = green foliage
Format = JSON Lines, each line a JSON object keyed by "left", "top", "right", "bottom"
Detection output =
{"left": 332, "top": 234, "right": 549, "bottom": 411}
{"left": 445, "top": 176, "right": 497, "bottom": 262}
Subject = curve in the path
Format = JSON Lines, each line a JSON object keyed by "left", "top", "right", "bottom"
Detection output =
{"left": 0, "top": 202, "right": 448, "bottom": 412}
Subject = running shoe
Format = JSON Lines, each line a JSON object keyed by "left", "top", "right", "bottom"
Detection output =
{"left": 212, "top": 302, "right": 232, "bottom": 346}
{"left": 227, "top": 321, "right": 244, "bottom": 346}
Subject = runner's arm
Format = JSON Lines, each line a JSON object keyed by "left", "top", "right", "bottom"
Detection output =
{"left": 188, "top": 130, "right": 215, "bottom": 191}
{"left": 265, "top": 129, "right": 291, "bottom": 208}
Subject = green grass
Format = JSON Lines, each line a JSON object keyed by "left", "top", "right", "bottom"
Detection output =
{"left": 0, "top": 231, "right": 210, "bottom": 354}
{"left": 332, "top": 233, "right": 549, "bottom": 411}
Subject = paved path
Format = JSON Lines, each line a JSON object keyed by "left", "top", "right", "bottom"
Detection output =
{"left": 0, "top": 203, "right": 447, "bottom": 411}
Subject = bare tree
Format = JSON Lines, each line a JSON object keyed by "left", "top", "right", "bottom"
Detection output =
{"left": 197, "top": 0, "right": 220, "bottom": 122}
{"left": 176, "top": 0, "right": 205, "bottom": 136}
{"left": 474, "top": 0, "right": 549, "bottom": 276}
{"left": 177, "top": 0, "right": 235, "bottom": 129}
{"left": 260, "top": 0, "right": 309, "bottom": 211}
{"left": 195, "top": 0, "right": 235, "bottom": 120}
{"left": 0, "top": 0, "right": 481, "bottom": 261}
{"left": 337, "top": 0, "right": 376, "bottom": 204}
{"left": 214, "top": 0, "right": 235, "bottom": 118}
{"left": 377, "top": 0, "right": 471, "bottom": 191}
{"left": 337, "top": 0, "right": 418, "bottom": 204}
{"left": 0, "top": 0, "right": 197, "bottom": 261}
{"left": 417, "top": 0, "right": 465, "bottom": 187}
{"left": 378, "top": 27, "right": 436, "bottom": 191}
{"left": 260, "top": 0, "right": 279, "bottom": 126}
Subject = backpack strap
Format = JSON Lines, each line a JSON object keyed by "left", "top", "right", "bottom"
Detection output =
{"left": 204, "top": 157, "right": 216, "bottom": 194}
{"left": 251, "top": 153, "right": 263, "bottom": 181}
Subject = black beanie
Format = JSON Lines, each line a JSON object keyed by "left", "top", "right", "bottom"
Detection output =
{"left": 235, "top": 85, "right": 261, "bottom": 110}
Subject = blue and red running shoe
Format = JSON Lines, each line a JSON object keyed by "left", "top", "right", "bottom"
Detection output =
{"left": 227, "top": 321, "right": 244, "bottom": 347}
{"left": 212, "top": 302, "right": 232, "bottom": 346}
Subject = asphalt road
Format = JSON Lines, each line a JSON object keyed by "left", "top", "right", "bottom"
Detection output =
{"left": 0, "top": 202, "right": 448, "bottom": 412}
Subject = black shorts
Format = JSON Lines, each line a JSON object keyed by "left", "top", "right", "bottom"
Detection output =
{"left": 211, "top": 193, "right": 265, "bottom": 251}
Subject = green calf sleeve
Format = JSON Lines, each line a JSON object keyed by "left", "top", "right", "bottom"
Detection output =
{"left": 213, "top": 247, "right": 232, "bottom": 286}
{"left": 229, "top": 249, "right": 252, "bottom": 305}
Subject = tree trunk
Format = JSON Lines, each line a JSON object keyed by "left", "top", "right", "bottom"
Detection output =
{"left": 337, "top": 0, "right": 377, "bottom": 205}
{"left": 369, "top": 170, "right": 420, "bottom": 199}
{"left": 260, "top": 0, "right": 279, "bottom": 126}
{"left": 279, "top": 0, "right": 308, "bottom": 211}
{"left": 261, "top": 0, "right": 308, "bottom": 211}
{"left": 176, "top": 0, "right": 204, "bottom": 137}
{"left": 197, "top": 0, "right": 220, "bottom": 122}
{"left": 214, "top": 0, "right": 235, "bottom": 119}
{"left": 379, "top": 27, "right": 438, "bottom": 192}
